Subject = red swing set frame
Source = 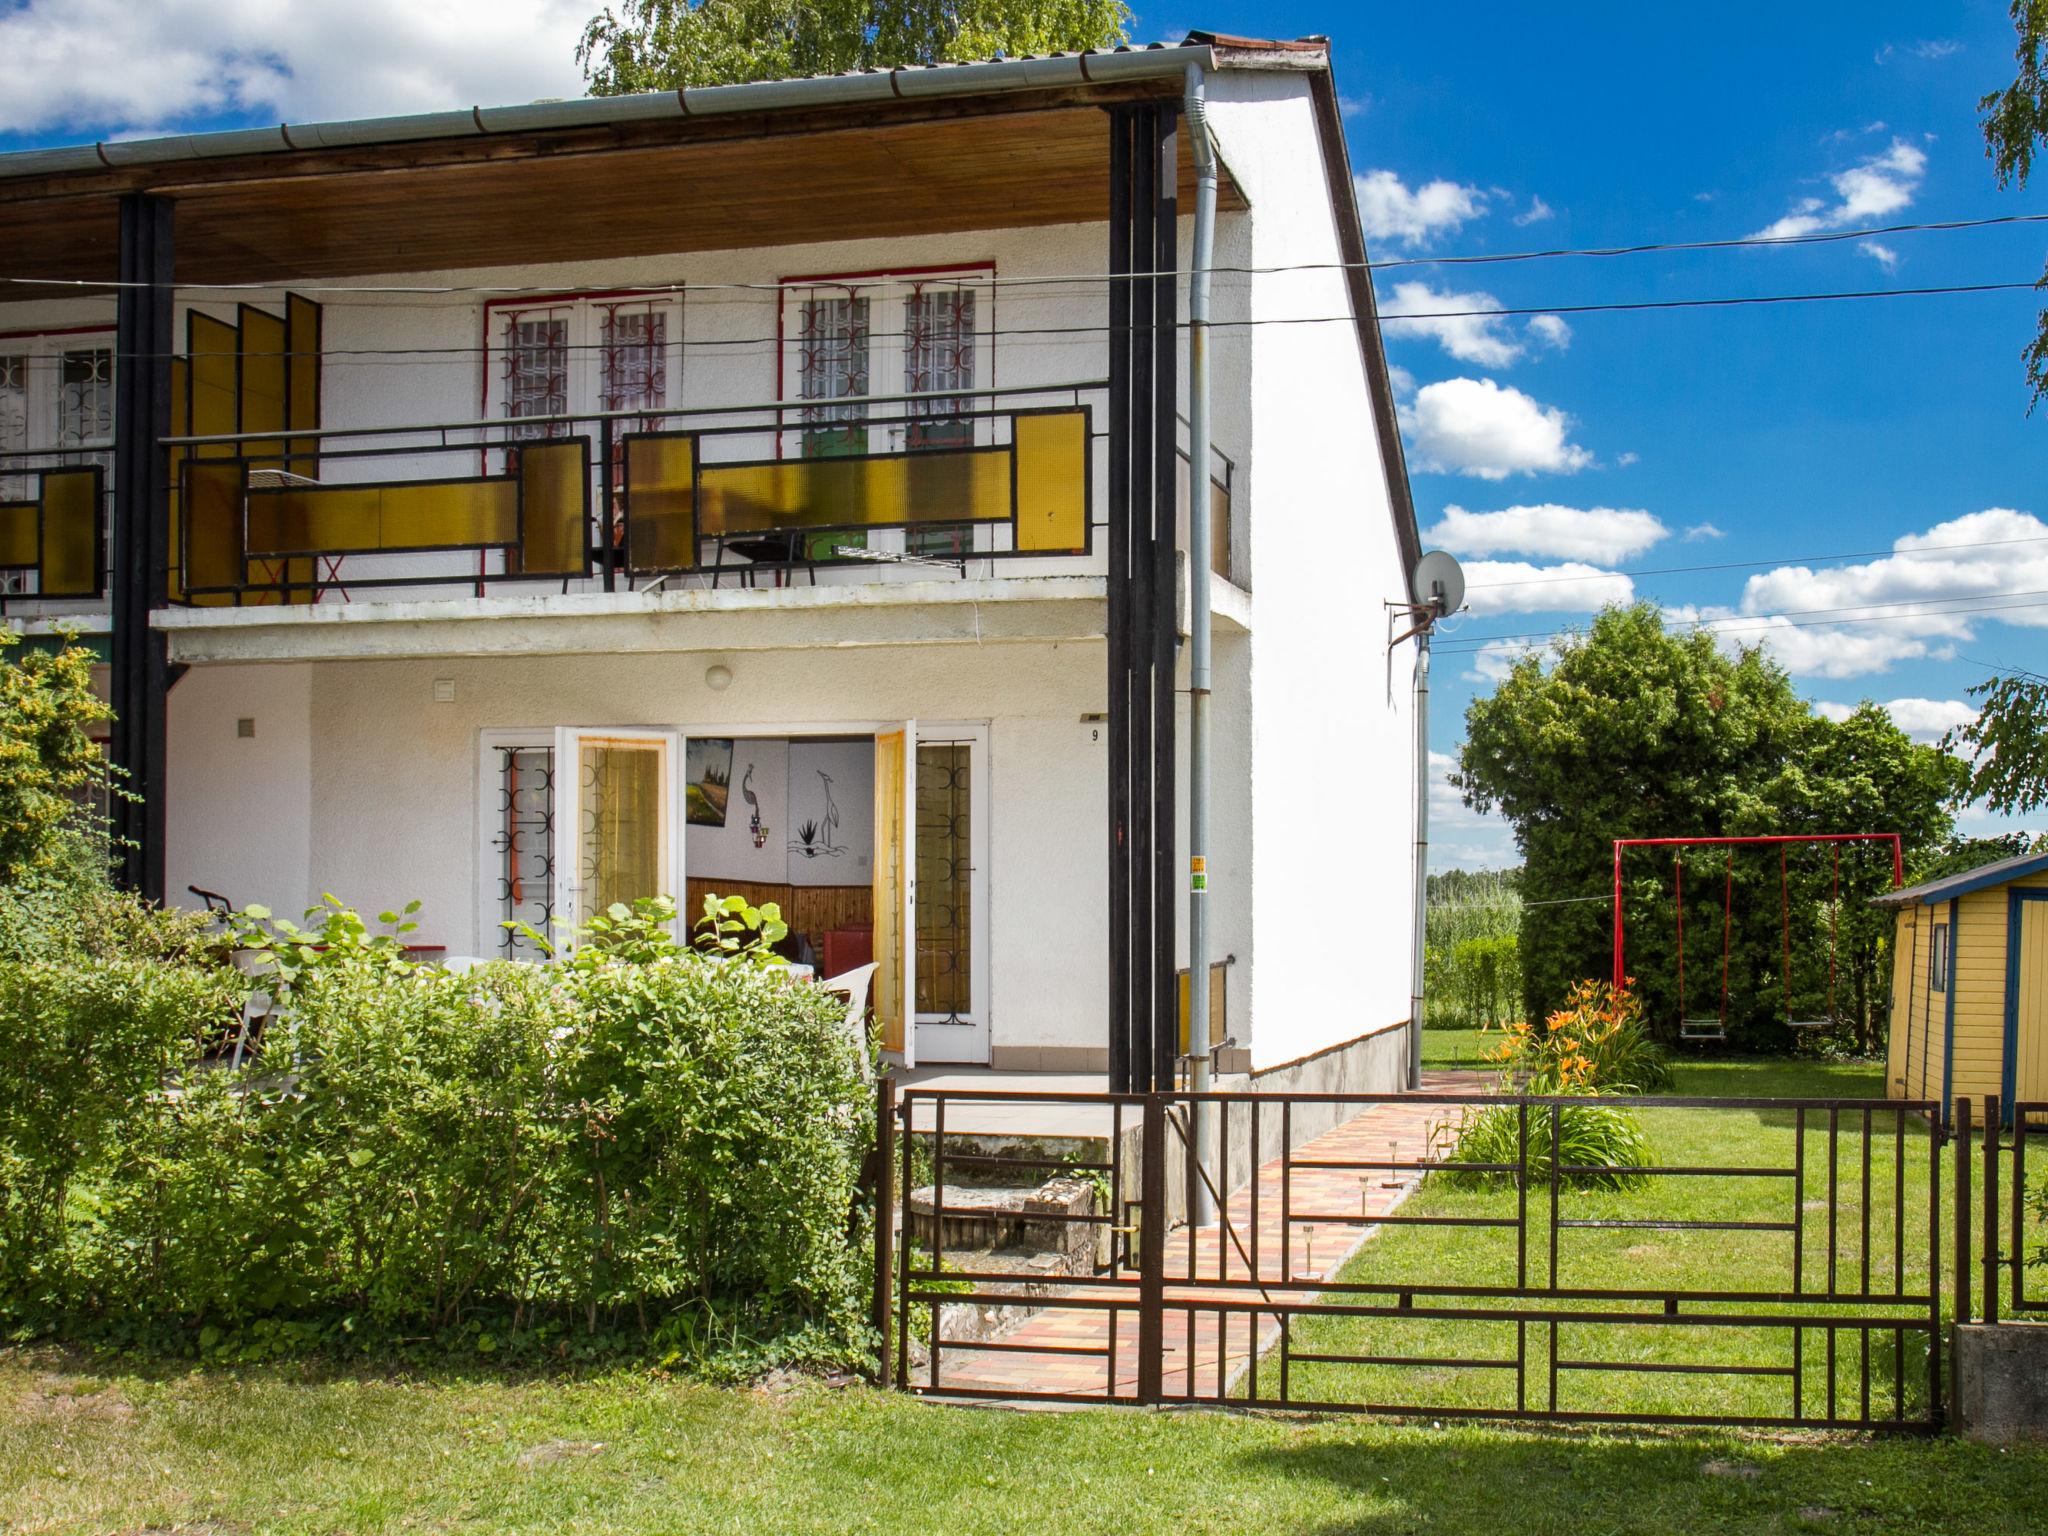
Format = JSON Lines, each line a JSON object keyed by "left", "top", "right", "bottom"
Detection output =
{"left": 1610, "top": 834, "right": 1905, "bottom": 1034}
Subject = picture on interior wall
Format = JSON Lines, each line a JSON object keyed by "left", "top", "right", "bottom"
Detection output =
{"left": 685, "top": 738, "right": 734, "bottom": 827}
{"left": 788, "top": 769, "right": 848, "bottom": 860}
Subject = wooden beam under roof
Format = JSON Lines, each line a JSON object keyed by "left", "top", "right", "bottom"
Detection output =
{"left": 0, "top": 94, "right": 1246, "bottom": 286}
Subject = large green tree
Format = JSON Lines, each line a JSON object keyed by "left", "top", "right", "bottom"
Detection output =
{"left": 1948, "top": 672, "right": 2048, "bottom": 815}
{"left": 1455, "top": 605, "right": 1962, "bottom": 1048}
{"left": 579, "top": 0, "right": 1130, "bottom": 93}
{"left": 1983, "top": 0, "right": 2048, "bottom": 405}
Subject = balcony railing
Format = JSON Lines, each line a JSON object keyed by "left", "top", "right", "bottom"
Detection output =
{"left": 162, "top": 382, "right": 1156, "bottom": 606}
{"left": 0, "top": 456, "right": 107, "bottom": 608}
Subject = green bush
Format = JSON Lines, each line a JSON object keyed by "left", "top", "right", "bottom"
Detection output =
{"left": 0, "top": 920, "right": 874, "bottom": 1367}
{"left": 1438, "top": 1099, "right": 1653, "bottom": 1192}
{"left": 1425, "top": 871, "right": 1522, "bottom": 1029}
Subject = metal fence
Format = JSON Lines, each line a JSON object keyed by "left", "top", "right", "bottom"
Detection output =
{"left": 878, "top": 1082, "right": 1947, "bottom": 1431}
{"left": 1955, "top": 1096, "right": 2048, "bottom": 1326}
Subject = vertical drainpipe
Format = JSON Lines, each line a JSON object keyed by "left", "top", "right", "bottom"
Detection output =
{"left": 1408, "top": 631, "right": 1431, "bottom": 1090}
{"left": 1184, "top": 66, "right": 1219, "bottom": 1224}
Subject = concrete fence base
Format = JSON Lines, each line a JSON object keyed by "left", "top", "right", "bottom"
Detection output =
{"left": 1953, "top": 1323, "right": 2048, "bottom": 1445}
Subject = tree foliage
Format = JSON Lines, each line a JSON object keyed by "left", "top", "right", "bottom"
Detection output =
{"left": 579, "top": 0, "right": 1131, "bottom": 93}
{"left": 1982, "top": 0, "right": 2048, "bottom": 406}
{"left": 1456, "top": 604, "right": 1964, "bottom": 1049}
{"left": 0, "top": 629, "right": 114, "bottom": 885}
{"left": 1947, "top": 673, "right": 2048, "bottom": 814}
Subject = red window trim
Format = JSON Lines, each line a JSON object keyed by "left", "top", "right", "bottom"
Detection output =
{"left": 775, "top": 262, "right": 996, "bottom": 454}
{"left": 476, "top": 286, "right": 684, "bottom": 423}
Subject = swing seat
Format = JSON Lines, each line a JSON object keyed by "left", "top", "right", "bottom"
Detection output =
{"left": 1786, "top": 1018, "right": 1830, "bottom": 1032}
{"left": 1679, "top": 1016, "right": 1727, "bottom": 1043}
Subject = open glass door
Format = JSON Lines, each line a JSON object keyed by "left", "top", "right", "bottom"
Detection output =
{"left": 913, "top": 725, "right": 990, "bottom": 1064}
{"left": 553, "top": 728, "right": 684, "bottom": 938}
{"left": 872, "top": 724, "right": 916, "bottom": 1066}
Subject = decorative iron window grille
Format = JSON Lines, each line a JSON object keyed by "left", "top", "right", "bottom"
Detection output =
{"left": 797, "top": 295, "right": 869, "bottom": 457}
{"left": 504, "top": 315, "right": 569, "bottom": 441}
{"left": 903, "top": 287, "right": 976, "bottom": 555}
{"left": 598, "top": 305, "right": 667, "bottom": 417}
{"left": 914, "top": 741, "right": 973, "bottom": 1021}
{"left": 0, "top": 353, "right": 25, "bottom": 502}
{"left": 56, "top": 348, "right": 112, "bottom": 455}
{"left": 494, "top": 743, "right": 556, "bottom": 958}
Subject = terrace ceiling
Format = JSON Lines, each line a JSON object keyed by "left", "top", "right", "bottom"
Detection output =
{"left": 0, "top": 93, "right": 1246, "bottom": 287}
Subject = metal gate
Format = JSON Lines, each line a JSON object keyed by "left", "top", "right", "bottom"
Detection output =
{"left": 879, "top": 1083, "right": 1945, "bottom": 1430}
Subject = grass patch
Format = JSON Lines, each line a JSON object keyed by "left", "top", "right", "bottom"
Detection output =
{"left": 1283, "top": 1058, "right": 1958, "bottom": 1423}
{"left": 4, "top": 1349, "right": 2046, "bottom": 1535}
{"left": 1419, "top": 1026, "right": 1491, "bottom": 1069}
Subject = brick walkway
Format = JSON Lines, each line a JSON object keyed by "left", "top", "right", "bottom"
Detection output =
{"left": 918, "top": 1071, "right": 1493, "bottom": 1402}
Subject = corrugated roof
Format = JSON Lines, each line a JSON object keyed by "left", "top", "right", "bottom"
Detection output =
{"left": 1870, "top": 846, "right": 2048, "bottom": 907}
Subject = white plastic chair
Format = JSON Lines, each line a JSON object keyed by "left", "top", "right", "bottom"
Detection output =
{"left": 820, "top": 963, "right": 879, "bottom": 1080}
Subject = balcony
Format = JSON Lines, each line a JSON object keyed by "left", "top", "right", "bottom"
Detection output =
{"left": 160, "top": 381, "right": 1234, "bottom": 611}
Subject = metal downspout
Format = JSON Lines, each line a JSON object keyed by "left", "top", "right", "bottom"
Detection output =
{"left": 1409, "top": 631, "right": 1431, "bottom": 1090}
{"left": 1184, "top": 65, "right": 1219, "bottom": 1224}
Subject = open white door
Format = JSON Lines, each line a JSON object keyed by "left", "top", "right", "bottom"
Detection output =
{"left": 552, "top": 727, "right": 685, "bottom": 940}
{"left": 872, "top": 722, "right": 917, "bottom": 1066}
{"left": 912, "top": 725, "right": 991, "bottom": 1064}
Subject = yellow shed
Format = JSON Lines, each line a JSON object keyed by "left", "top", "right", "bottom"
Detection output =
{"left": 1878, "top": 848, "right": 2048, "bottom": 1126}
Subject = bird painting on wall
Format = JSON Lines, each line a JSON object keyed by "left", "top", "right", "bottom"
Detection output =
{"left": 742, "top": 764, "right": 769, "bottom": 849}
{"left": 789, "top": 769, "right": 848, "bottom": 859}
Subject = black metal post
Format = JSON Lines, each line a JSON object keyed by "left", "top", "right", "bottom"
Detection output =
{"left": 1983, "top": 1094, "right": 2000, "bottom": 1326}
{"left": 110, "top": 193, "right": 174, "bottom": 901}
{"left": 1149, "top": 101, "right": 1181, "bottom": 1090}
{"left": 1137, "top": 1092, "right": 1167, "bottom": 1402}
{"left": 1954, "top": 1095, "right": 1973, "bottom": 1326}
{"left": 1127, "top": 106, "right": 1157, "bottom": 1096}
{"left": 1106, "top": 109, "right": 1133, "bottom": 1095}
{"left": 873, "top": 1074, "right": 896, "bottom": 1385}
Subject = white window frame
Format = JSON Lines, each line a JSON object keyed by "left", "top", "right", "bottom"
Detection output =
{"left": 0, "top": 328, "right": 116, "bottom": 490}
{"left": 481, "top": 291, "right": 684, "bottom": 441}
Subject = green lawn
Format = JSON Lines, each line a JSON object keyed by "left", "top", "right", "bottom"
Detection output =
{"left": 1419, "top": 1024, "right": 1492, "bottom": 1069}
{"left": 5, "top": 1350, "right": 2048, "bottom": 1536}
{"left": 1284, "top": 1058, "right": 1977, "bottom": 1424}
{"left": 6, "top": 1056, "right": 2046, "bottom": 1535}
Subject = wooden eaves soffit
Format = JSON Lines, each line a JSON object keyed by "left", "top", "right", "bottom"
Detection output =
{"left": 0, "top": 79, "right": 1246, "bottom": 285}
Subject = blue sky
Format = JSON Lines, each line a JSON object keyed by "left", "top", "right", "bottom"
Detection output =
{"left": 2, "top": 2, "right": 2043, "bottom": 867}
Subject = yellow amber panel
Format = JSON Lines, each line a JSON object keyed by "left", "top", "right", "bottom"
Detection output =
{"left": 624, "top": 434, "right": 696, "bottom": 570}
{"left": 39, "top": 468, "right": 99, "bottom": 597}
{"left": 518, "top": 440, "right": 588, "bottom": 576}
{"left": 187, "top": 313, "right": 238, "bottom": 453}
{"left": 238, "top": 306, "right": 288, "bottom": 466}
{"left": 0, "top": 503, "right": 35, "bottom": 569}
{"left": 184, "top": 461, "right": 246, "bottom": 592}
{"left": 1012, "top": 410, "right": 1088, "bottom": 552}
{"left": 697, "top": 444, "right": 1009, "bottom": 536}
{"left": 247, "top": 478, "right": 517, "bottom": 556}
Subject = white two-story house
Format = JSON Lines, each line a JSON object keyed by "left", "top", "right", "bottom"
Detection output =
{"left": 0, "top": 34, "right": 1427, "bottom": 1095}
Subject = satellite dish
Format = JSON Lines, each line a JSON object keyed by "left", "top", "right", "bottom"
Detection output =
{"left": 1412, "top": 549, "right": 1466, "bottom": 620}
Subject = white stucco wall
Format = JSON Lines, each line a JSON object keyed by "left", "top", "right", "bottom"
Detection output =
{"left": 1210, "top": 69, "right": 1420, "bottom": 1069}
{"left": 165, "top": 661, "right": 313, "bottom": 918}
{"left": 286, "top": 640, "right": 1111, "bottom": 1054}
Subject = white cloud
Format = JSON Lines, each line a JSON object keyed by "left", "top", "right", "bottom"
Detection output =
{"left": 1615, "top": 450, "right": 1640, "bottom": 467}
{"left": 1460, "top": 560, "right": 1635, "bottom": 615}
{"left": 1427, "top": 503, "right": 1668, "bottom": 563}
{"left": 1860, "top": 241, "right": 1901, "bottom": 271}
{"left": 1526, "top": 313, "right": 1572, "bottom": 351}
{"left": 1462, "top": 639, "right": 1544, "bottom": 683}
{"left": 1381, "top": 283, "right": 1572, "bottom": 367}
{"left": 0, "top": 0, "right": 590, "bottom": 133}
{"left": 1814, "top": 697, "right": 1978, "bottom": 742}
{"left": 1355, "top": 170, "right": 1489, "bottom": 247}
{"left": 1683, "top": 521, "right": 1726, "bottom": 541}
{"left": 1751, "top": 139, "right": 1927, "bottom": 240}
{"left": 1672, "top": 507, "right": 2048, "bottom": 678}
{"left": 1403, "top": 377, "right": 1595, "bottom": 480}
{"left": 1513, "top": 196, "right": 1556, "bottom": 227}
{"left": 1876, "top": 40, "right": 1962, "bottom": 64}
{"left": 1381, "top": 281, "right": 1525, "bottom": 367}
{"left": 1429, "top": 750, "right": 1520, "bottom": 870}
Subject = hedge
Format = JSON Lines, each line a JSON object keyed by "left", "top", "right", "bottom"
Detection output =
{"left": 0, "top": 951, "right": 873, "bottom": 1356}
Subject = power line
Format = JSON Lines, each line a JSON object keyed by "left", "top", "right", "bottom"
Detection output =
{"left": 1435, "top": 590, "right": 2048, "bottom": 654}
{"left": 13, "top": 275, "right": 2047, "bottom": 369}
{"left": 8, "top": 210, "right": 2047, "bottom": 299}
{"left": 1462, "top": 534, "right": 2048, "bottom": 589}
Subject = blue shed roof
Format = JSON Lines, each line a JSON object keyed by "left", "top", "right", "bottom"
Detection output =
{"left": 1870, "top": 847, "right": 2048, "bottom": 908}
